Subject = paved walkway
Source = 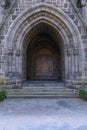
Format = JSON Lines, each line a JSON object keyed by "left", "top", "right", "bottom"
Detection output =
{"left": 0, "top": 98, "right": 87, "bottom": 130}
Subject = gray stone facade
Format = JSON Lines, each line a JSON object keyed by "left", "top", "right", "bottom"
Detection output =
{"left": 0, "top": 0, "right": 87, "bottom": 88}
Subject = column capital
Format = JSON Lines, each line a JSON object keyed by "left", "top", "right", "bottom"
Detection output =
{"left": 0, "top": 1, "right": 5, "bottom": 7}
{"left": 67, "top": 49, "right": 73, "bottom": 56}
{"left": 8, "top": 48, "right": 13, "bottom": 55}
{"left": 73, "top": 49, "right": 79, "bottom": 55}
{"left": 15, "top": 50, "right": 21, "bottom": 56}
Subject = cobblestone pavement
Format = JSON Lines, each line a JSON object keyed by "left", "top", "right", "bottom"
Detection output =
{"left": 0, "top": 98, "right": 87, "bottom": 130}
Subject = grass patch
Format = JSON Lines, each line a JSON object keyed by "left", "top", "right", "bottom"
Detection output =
{"left": 79, "top": 89, "right": 87, "bottom": 100}
{"left": 0, "top": 90, "right": 7, "bottom": 102}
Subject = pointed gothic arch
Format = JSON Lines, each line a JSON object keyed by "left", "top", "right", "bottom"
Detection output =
{"left": 4, "top": 3, "right": 84, "bottom": 84}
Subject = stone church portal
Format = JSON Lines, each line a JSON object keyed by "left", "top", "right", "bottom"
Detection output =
{"left": 2, "top": 3, "right": 84, "bottom": 88}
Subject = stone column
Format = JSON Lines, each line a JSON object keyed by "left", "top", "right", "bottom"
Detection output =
{"left": 84, "top": 48, "right": 87, "bottom": 76}
{"left": 8, "top": 48, "right": 13, "bottom": 74}
{"left": 15, "top": 50, "right": 23, "bottom": 87}
{"left": 66, "top": 49, "right": 80, "bottom": 87}
{"left": 67, "top": 49, "right": 73, "bottom": 80}
{"left": 73, "top": 49, "right": 80, "bottom": 78}
{"left": 15, "top": 50, "right": 22, "bottom": 78}
{"left": 15, "top": 50, "right": 20, "bottom": 72}
{"left": 0, "top": 48, "right": 5, "bottom": 77}
{"left": 22, "top": 52, "right": 27, "bottom": 80}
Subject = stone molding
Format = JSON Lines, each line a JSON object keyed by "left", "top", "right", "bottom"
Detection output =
{"left": 3, "top": 3, "right": 84, "bottom": 81}
{"left": 6, "top": 4, "right": 83, "bottom": 49}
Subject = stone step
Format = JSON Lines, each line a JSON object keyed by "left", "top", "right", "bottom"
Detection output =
{"left": 23, "top": 83, "right": 65, "bottom": 86}
{"left": 7, "top": 90, "right": 78, "bottom": 93}
{"left": 22, "top": 89, "right": 77, "bottom": 93}
{"left": 22, "top": 82, "right": 66, "bottom": 91}
{"left": 7, "top": 94, "right": 78, "bottom": 97}
{"left": 23, "top": 86, "right": 65, "bottom": 91}
{"left": 7, "top": 89, "right": 79, "bottom": 98}
{"left": 23, "top": 84, "right": 65, "bottom": 86}
{"left": 24, "top": 81, "right": 63, "bottom": 83}
{"left": 23, "top": 81, "right": 64, "bottom": 86}
{"left": 7, "top": 88, "right": 78, "bottom": 92}
{"left": 23, "top": 82, "right": 65, "bottom": 89}
{"left": 6, "top": 81, "right": 79, "bottom": 98}
{"left": 22, "top": 86, "right": 65, "bottom": 90}
{"left": 7, "top": 94, "right": 79, "bottom": 98}
{"left": 22, "top": 82, "right": 65, "bottom": 90}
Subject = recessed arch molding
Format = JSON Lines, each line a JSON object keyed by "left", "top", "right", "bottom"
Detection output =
{"left": 4, "top": 3, "right": 84, "bottom": 87}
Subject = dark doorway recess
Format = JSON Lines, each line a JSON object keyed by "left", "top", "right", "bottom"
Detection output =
{"left": 27, "top": 34, "right": 61, "bottom": 81}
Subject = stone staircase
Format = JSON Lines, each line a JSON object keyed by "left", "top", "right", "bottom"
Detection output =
{"left": 7, "top": 81, "right": 79, "bottom": 98}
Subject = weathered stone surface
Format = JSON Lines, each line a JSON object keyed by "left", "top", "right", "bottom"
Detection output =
{"left": 0, "top": 0, "right": 86, "bottom": 88}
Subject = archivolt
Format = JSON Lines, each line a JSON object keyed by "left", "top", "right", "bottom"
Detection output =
{"left": 5, "top": 3, "right": 83, "bottom": 50}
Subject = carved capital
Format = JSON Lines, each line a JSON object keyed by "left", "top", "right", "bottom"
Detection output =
{"left": 8, "top": 48, "right": 13, "bottom": 56}
{"left": 0, "top": 2, "right": 5, "bottom": 7}
{"left": 15, "top": 50, "right": 20, "bottom": 56}
{"left": 84, "top": 48, "right": 87, "bottom": 52}
{"left": 0, "top": 49, "right": 2, "bottom": 55}
{"left": 67, "top": 49, "right": 73, "bottom": 56}
{"left": 73, "top": 49, "right": 79, "bottom": 55}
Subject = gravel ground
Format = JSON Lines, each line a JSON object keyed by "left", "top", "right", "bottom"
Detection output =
{"left": 0, "top": 98, "right": 87, "bottom": 130}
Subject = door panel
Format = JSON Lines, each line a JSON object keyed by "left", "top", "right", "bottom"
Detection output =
{"left": 35, "top": 55, "right": 53, "bottom": 79}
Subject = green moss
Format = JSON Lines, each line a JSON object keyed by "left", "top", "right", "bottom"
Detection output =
{"left": 0, "top": 78, "right": 6, "bottom": 85}
{"left": 79, "top": 89, "right": 87, "bottom": 100}
{"left": 0, "top": 90, "right": 7, "bottom": 102}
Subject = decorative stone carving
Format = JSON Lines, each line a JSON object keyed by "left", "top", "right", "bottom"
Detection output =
{"left": 84, "top": 48, "right": 87, "bottom": 52}
{"left": 6, "top": 72, "right": 22, "bottom": 79}
{"left": 8, "top": 48, "right": 13, "bottom": 55}
{"left": 15, "top": 50, "right": 20, "bottom": 56}
{"left": 73, "top": 49, "right": 79, "bottom": 55}
{"left": 67, "top": 49, "right": 73, "bottom": 56}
